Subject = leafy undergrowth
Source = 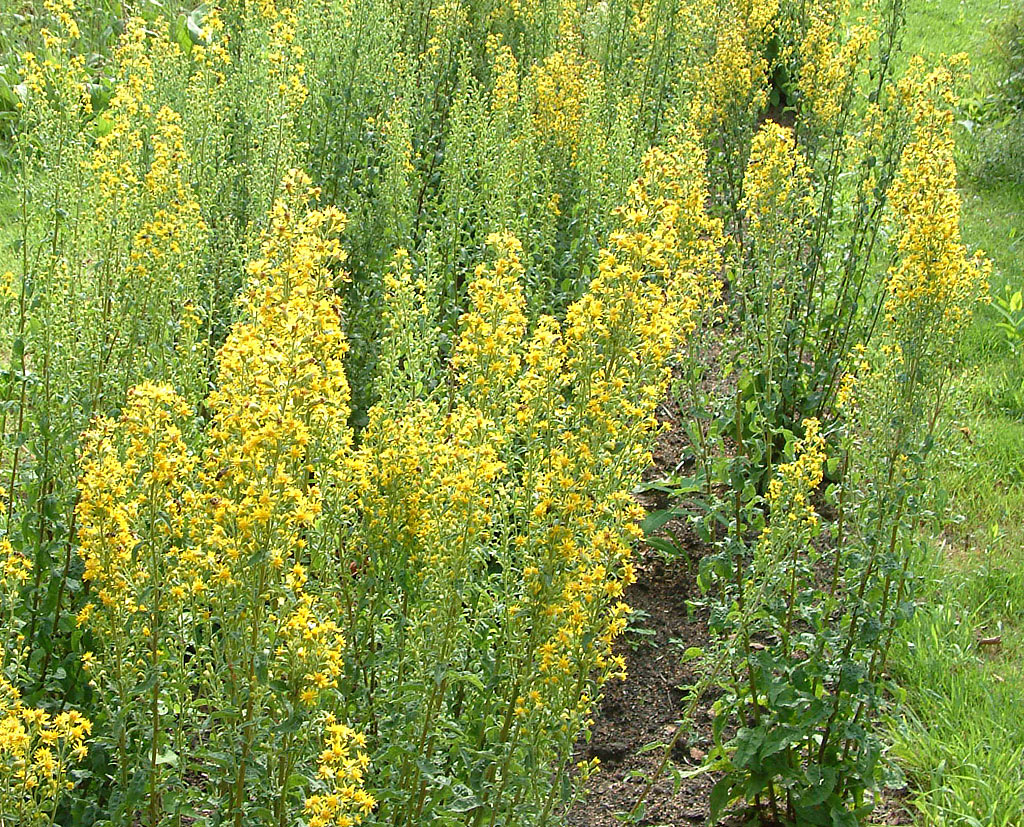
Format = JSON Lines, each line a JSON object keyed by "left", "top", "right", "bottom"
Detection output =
{"left": 566, "top": 422, "right": 917, "bottom": 826}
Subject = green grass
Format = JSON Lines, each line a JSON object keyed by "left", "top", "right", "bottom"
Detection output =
{"left": 904, "top": 0, "right": 1006, "bottom": 71}
{"left": 889, "top": 1, "right": 1024, "bottom": 824}
{"left": 890, "top": 589, "right": 1024, "bottom": 827}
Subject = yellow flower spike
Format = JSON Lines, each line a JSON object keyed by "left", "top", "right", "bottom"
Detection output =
{"left": 452, "top": 232, "right": 529, "bottom": 424}
{"left": 885, "top": 60, "right": 990, "bottom": 348}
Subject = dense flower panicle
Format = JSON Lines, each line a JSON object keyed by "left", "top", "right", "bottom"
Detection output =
{"left": 74, "top": 170, "right": 369, "bottom": 821}
{"left": 127, "top": 105, "right": 207, "bottom": 310}
{"left": 189, "top": 6, "right": 232, "bottom": 76}
{"left": 423, "top": 0, "right": 468, "bottom": 59}
{"left": 452, "top": 232, "right": 529, "bottom": 420}
{"left": 42, "top": 0, "right": 81, "bottom": 41}
{"left": 515, "top": 314, "right": 567, "bottom": 440}
{"left": 529, "top": 49, "right": 597, "bottom": 151}
{"left": 267, "top": 6, "right": 309, "bottom": 110}
{"left": 737, "top": 0, "right": 779, "bottom": 40}
{"left": 15, "top": 0, "right": 91, "bottom": 121}
{"left": 0, "top": 540, "right": 31, "bottom": 595}
{"left": 89, "top": 17, "right": 154, "bottom": 223}
{"left": 350, "top": 401, "right": 504, "bottom": 575}
{"left": 886, "top": 58, "right": 990, "bottom": 344}
{"left": 76, "top": 382, "right": 197, "bottom": 625}
{"left": 615, "top": 132, "right": 725, "bottom": 323}
{"left": 0, "top": 679, "right": 91, "bottom": 823}
{"left": 496, "top": 131, "right": 721, "bottom": 735}
{"left": 201, "top": 168, "right": 352, "bottom": 579}
{"left": 304, "top": 721, "right": 375, "bottom": 826}
{"left": 332, "top": 130, "right": 722, "bottom": 816}
{"left": 741, "top": 121, "right": 813, "bottom": 233}
{"left": 566, "top": 132, "right": 723, "bottom": 442}
{"left": 1, "top": 550, "right": 91, "bottom": 822}
{"left": 488, "top": 0, "right": 540, "bottom": 28}
{"left": 692, "top": 0, "right": 778, "bottom": 132}
{"left": 797, "top": 13, "right": 875, "bottom": 133}
{"left": 735, "top": 120, "right": 814, "bottom": 373}
{"left": 57, "top": 16, "right": 210, "bottom": 402}
{"left": 765, "top": 418, "right": 827, "bottom": 529}
{"left": 277, "top": 596, "right": 347, "bottom": 707}
{"left": 1, "top": 537, "right": 36, "bottom": 677}
{"left": 489, "top": 37, "right": 520, "bottom": 113}
{"left": 835, "top": 343, "right": 870, "bottom": 413}
{"left": 698, "top": 24, "right": 760, "bottom": 125}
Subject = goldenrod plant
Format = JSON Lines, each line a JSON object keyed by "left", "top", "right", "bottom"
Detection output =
{"left": 75, "top": 171, "right": 372, "bottom": 826}
{"left": 695, "top": 47, "right": 991, "bottom": 827}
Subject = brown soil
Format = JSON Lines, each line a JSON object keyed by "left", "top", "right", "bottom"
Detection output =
{"left": 566, "top": 542, "right": 727, "bottom": 827}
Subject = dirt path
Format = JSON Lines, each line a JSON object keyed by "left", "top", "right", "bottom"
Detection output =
{"left": 566, "top": 542, "right": 723, "bottom": 827}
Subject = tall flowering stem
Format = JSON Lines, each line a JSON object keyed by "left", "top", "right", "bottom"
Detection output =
{"left": 75, "top": 171, "right": 372, "bottom": 827}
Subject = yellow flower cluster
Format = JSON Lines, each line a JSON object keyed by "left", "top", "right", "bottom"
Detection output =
{"left": 692, "top": 0, "right": 778, "bottom": 133}
{"left": 304, "top": 721, "right": 375, "bottom": 826}
{"left": 266, "top": 5, "right": 309, "bottom": 110}
{"left": 423, "top": 0, "right": 468, "bottom": 59}
{"left": 489, "top": 0, "right": 541, "bottom": 28}
{"left": 735, "top": 120, "right": 814, "bottom": 380}
{"left": 1, "top": 549, "right": 90, "bottom": 823}
{"left": 15, "top": 0, "right": 92, "bottom": 129}
{"left": 529, "top": 49, "right": 598, "bottom": 152}
{"left": 0, "top": 539, "right": 31, "bottom": 594}
{"left": 766, "top": 418, "right": 827, "bottom": 529}
{"left": 741, "top": 121, "right": 813, "bottom": 233}
{"left": 128, "top": 105, "right": 207, "bottom": 301}
{"left": 76, "top": 382, "right": 196, "bottom": 624}
{"left": 75, "top": 170, "right": 369, "bottom": 820}
{"left": 201, "top": 169, "right": 351, "bottom": 582}
{"left": 504, "top": 132, "right": 720, "bottom": 717}
{"left": 89, "top": 17, "right": 158, "bottom": 223}
{"left": 489, "top": 38, "right": 520, "bottom": 114}
{"left": 835, "top": 343, "right": 870, "bottom": 413}
{"left": 886, "top": 58, "right": 990, "bottom": 343}
{"left": 603, "top": 130, "right": 724, "bottom": 341}
{"left": 798, "top": 12, "right": 875, "bottom": 133}
{"left": 0, "top": 534, "right": 31, "bottom": 679}
{"left": 350, "top": 401, "right": 504, "bottom": 577}
{"left": 42, "top": 0, "right": 80, "bottom": 41}
{"left": 337, "top": 130, "right": 723, "bottom": 815}
{"left": 277, "top": 597, "right": 347, "bottom": 707}
{"left": 189, "top": 6, "right": 232, "bottom": 76}
{"left": 0, "top": 679, "right": 90, "bottom": 824}
{"left": 452, "top": 233, "right": 529, "bottom": 420}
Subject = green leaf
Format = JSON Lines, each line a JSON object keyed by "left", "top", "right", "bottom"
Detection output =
{"left": 155, "top": 749, "right": 178, "bottom": 767}
{"left": 830, "top": 806, "right": 858, "bottom": 827}
{"left": 640, "top": 509, "right": 674, "bottom": 535}
{"left": 708, "top": 776, "right": 735, "bottom": 821}
{"left": 449, "top": 794, "right": 483, "bottom": 813}
{"left": 761, "top": 725, "right": 798, "bottom": 758}
{"left": 172, "top": 14, "right": 193, "bottom": 53}
{"left": 732, "top": 727, "right": 764, "bottom": 768}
